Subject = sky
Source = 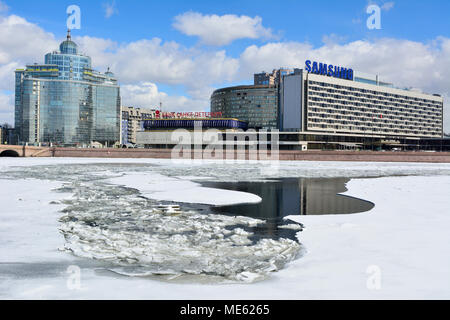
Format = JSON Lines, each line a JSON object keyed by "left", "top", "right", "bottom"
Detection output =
{"left": 0, "top": 0, "right": 449, "bottom": 131}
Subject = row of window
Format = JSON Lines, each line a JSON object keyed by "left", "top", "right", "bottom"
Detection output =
{"left": 308, "top": 80, "right": 442, "bottom": 104}
{"left": 308, "top": 107, "right": 441, "bottom": 120}
{"left": 307, "top": 123, "right": 439, "bottom": 136}
{"left": 308, "top": 96, "right": 442, "bottom": 118}
{"left": 308, "top": 102, "right": 442, "bottom": 120}
{"left": 307, "top": 113, "right": 441, "bottom": 128}
{"left": 308, "top": 88, "right": 442, "bottom": 111}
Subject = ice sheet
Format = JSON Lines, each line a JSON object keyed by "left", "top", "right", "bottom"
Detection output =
{"left": 1, "top": 157, "right": 450, "bottom": 299}
{"left": 107, "top": 172, "right": 262, "bottom": 205}
{"left": 1, "top": 163, "right": 299, "bottom": 284}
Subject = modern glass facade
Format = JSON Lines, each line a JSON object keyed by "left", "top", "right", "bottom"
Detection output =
{"left": 14, "top": 30, "right": 120, "bottom": 146}
{"left": 210, "top": 85, "right": 278, "bottom": 129}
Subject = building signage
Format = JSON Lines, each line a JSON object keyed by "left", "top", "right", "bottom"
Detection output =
{"left": 305, "top": 60, "right": 354, "bottom": 81}
{"left": 155, "top": 110, "right": 223, "bottom": 119}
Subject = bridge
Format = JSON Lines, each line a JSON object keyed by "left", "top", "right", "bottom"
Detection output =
{"left": 1, "top": 144, "right": 450, "bottom": 162}
{"left": 0, "top": 145, "right": 54, "bottom": 157}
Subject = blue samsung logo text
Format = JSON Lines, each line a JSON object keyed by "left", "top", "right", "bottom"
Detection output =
{"left": 305, "top": 60, "right": 354, "bottom": 81}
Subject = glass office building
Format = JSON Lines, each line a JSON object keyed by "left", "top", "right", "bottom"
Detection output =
{"left": 210, "top": 85, "right": 278, "bottom": 129}
{"left": 15, "top": 30, "right": 120, "bottom": 146}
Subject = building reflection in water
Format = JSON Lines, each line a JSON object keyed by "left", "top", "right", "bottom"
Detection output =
{"left": 201, "top": 178, "right": 374, "bottom": 240}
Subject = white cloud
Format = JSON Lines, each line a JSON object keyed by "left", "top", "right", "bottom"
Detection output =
{"left": 240, "top": 38, "right": 450, "bottom": 95}
{"left": 0, "top": 62, "right": 19, "bottom": 91}
{"left": 239, "top": 37, "right": 450, "bottom": 131}
{"left": 103, "top": 1, "right": 118, "bottom": 19}
{"left": 0, "top": 15, "right": 58, "bottom": 65}
{"left": 0, "top": 14, "right": 58, "bottom": 89}
{"left": 173, "top": 12, "right": 275, "bottom": 46}
{"left": 120, "top": 82, "right": 210, "bottom": 112}
{"left": 76, "top": 35, "right": 234, "bottom": 111}
{"left": 0, "top": 91, "right": 14, "bottom": 125}
{"left": 73, "top": 36, "right": 117, "bottom": 68}
{"left": 0, "top": 14, "right": 58, "bottom": 123}
{"left": 382, "top": 2, "right": 395, "bottom": 11}
{"left": 75, "top": 36, "right": 239, "bottom": 96}
{"left": 239, "top": 42, "right": 312, "bottom": 77}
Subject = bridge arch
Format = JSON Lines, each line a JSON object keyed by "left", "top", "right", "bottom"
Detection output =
{"left": 0, "top": 149, "right": 20, "bottom": 157}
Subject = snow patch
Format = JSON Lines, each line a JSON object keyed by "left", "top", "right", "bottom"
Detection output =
{"left": 108, "top": 172, "right": 262, "bottom": 206}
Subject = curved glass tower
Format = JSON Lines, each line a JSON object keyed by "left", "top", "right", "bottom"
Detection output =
{"left": 15, "top": 30, "right": 120, "bottom": 146}
{"left": 211, "top": 85, "right": 278, "bottom": 129}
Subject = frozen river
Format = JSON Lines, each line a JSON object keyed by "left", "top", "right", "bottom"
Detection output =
{"left": 1, "top": 158, "right": 450, "bottom": 299}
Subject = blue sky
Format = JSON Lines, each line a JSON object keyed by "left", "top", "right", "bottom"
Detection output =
{"left": 1, "top": 0, "right": 450, "bottom": 130}
{"left": 9, "top": 0, "right": 450, "bottom": 55}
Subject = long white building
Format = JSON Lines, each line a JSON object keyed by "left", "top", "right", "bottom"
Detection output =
{"left": 280, "top": 64, "right": 443, "bottom": 138}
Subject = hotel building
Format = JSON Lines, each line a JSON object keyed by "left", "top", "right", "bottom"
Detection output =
{"left": 281, "top": 68, "right": 443, "bottom": 138}
{"left": 212, "top": 64, "right": 444, "bottom": 146}
{"left": 14, "top": 30, "right": 121, "bottom": 146}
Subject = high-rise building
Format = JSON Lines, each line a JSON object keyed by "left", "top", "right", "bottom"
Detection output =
{"left": 210, "top": 85, "right": 279, "bottom": 129}
{"left": 14, "top": 30, "right": 121, "bottom": 146}
{"left": 280, "top": 68, "right": 443, "bottom": 138}
{"left": 121, "top": 106, "right": 157, "bottom": 145}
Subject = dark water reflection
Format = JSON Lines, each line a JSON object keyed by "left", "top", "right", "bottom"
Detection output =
{"left": 202, "top": 178, "right": 374, "bottom": 219}
{"left": 198, "top": 178, "right": 374, "bottom": 241}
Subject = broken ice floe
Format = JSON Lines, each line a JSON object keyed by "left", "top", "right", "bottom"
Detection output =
{"left": 59, "top": 205, "right": 301, "bottom": 282}
{"left": 3, "top": 163, "right": 303, "bottom": 283}
{"left": 278, "top": 224, "right": 303, "bottom": 231}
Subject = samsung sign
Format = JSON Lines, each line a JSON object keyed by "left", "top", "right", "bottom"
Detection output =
{"left": 305, "top": 60, "right": 354, "bottom": 81}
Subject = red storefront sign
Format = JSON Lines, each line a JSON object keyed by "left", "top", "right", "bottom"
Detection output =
{"left": 155, "top": 111, "right": 223, "bottom": 119}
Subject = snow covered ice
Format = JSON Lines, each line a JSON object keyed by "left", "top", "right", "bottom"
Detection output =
{"left": 1, "top": 157, "right": 450, "bottom": 299}
{"left": 2, "top": 162, "right": 301, "bottom": 283}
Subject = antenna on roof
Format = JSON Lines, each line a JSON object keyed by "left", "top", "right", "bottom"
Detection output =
{"left": 67, "top": 29, "right": 72, "bottom": 41}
